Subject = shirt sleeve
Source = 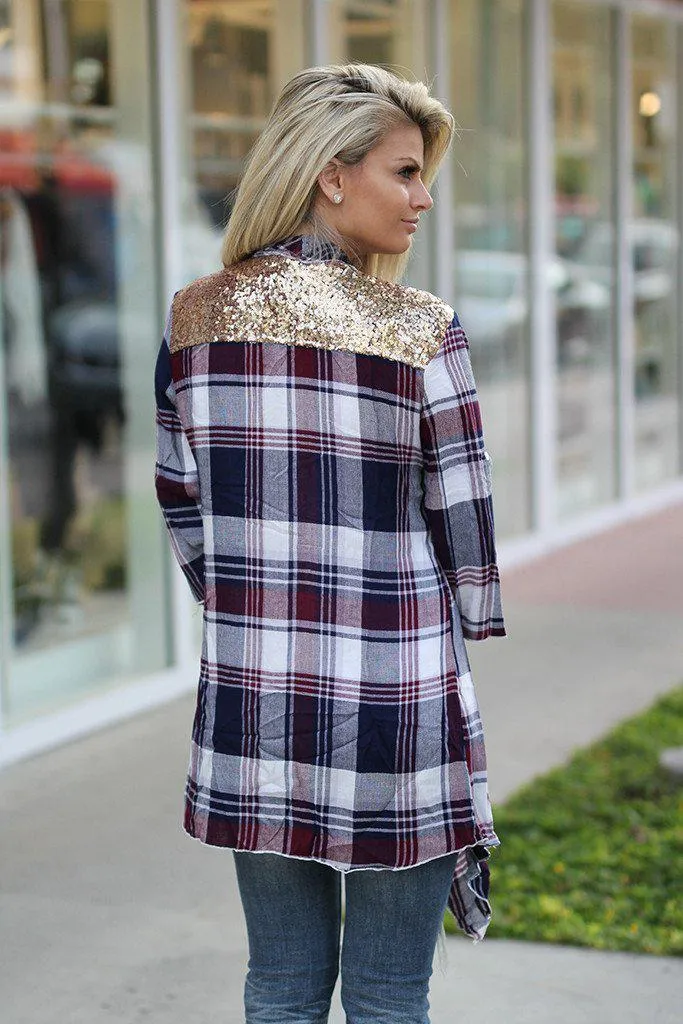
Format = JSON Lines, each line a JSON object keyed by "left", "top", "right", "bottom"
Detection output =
{"left": 154, "top": 303, "right": 205, "bottom": 604}
{"left": 419, "top": 312, "right": 506, "bottom": 640}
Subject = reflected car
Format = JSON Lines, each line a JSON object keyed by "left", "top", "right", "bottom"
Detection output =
{"left": 454, "top": 250, "right": 610, "bottom": 370}
{"left": 568, "top": 218, "right": 679, "bottom": 304}
{"left": 566, "top": 218, "right": 679, "bottom": 393}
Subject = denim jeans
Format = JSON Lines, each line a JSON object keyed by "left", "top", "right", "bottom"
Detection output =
{"left": 232, "top": 848, "right": 459, "bottom": 1024}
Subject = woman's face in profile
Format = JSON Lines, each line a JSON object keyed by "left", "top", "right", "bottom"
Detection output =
{"left": 320, "top": 122, "right": 434, "bottom": 258}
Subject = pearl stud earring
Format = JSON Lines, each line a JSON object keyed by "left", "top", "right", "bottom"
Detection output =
{"left": 333, "top": 193, "right": 343, "bottom": 204}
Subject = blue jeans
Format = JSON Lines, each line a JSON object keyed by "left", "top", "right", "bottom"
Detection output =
{"left": 232, "top": 849, "right": 459, "bottom": 1024}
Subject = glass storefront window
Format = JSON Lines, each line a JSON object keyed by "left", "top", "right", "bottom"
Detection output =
{"left": 552, "top": 2, "right": 617, "bottom": 519}
{"left": 631, "top": 16, "right": 679, "bottom": 491}
{"left": 449, "top": 0, "right": 530, "bottom": 539}
{"left": 338, "top": 0, "right": 414, "bottom": 68}
{"left": 0, "top": 0, "right": 167, "bottom": 723}
{"left": 181, "top": 0, "right": 309, "bottom": 283}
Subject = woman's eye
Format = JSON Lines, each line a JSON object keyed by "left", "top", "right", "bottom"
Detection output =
{"left": 399, "top": 167, "right": 416, "bottom": 179}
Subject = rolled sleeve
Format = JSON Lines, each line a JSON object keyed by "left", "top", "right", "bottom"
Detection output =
{"left": 419, "top": 313, "right": 506, "bottom": 640}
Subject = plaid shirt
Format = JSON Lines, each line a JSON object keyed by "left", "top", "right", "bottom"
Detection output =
{"left": 154, "top": 235, "right": 506, "bottom": 943}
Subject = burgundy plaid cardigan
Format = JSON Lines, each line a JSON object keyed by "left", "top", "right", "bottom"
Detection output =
{"left": 154, "top": 235, "right": 506, "bottom": 942}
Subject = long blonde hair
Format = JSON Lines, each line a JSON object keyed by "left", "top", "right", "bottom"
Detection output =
{"left": 221, "top": 63, "right": 454, "bottom": 283}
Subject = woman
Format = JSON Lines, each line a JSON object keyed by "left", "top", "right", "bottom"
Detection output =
{"left": 155, "top": 63, "right": 506, "bottom": 1024}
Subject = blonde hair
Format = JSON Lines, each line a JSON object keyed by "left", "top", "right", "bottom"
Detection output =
{"left": 220, "top": 63, "right": 454, "bottom": 282}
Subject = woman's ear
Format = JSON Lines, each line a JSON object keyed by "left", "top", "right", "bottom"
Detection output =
{"left": 317, "top": 158, "right": 343, "bottom": 203}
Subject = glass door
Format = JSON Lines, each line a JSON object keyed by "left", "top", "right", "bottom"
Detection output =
{"left": 449, "top": 0, "right": 531, "bottom": 539}
{"left": 552, "top": 1, "right": 618, "bottom": 519}
{"left": 180, "top": 0, "right": 310, "bottom": 284}
{"left": 631, "top": 15, "right": 679, "bottom": 491}
{"left": 0, "top": 0, "right": 168, "bottom": 724}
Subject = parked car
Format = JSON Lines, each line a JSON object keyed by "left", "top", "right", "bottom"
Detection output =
{"left": 454, "top": 250, "right": 610, "bottom": 373}
{"left": 567, "top": 218, "right": 679, "bottom": 305}
{"left": 566, "top": 218, "right": 679, "bottom": 394}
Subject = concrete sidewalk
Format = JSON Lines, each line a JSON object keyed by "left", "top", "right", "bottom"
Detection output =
{"left": 1, "top": 505, "right": 682, "bottom": 1023}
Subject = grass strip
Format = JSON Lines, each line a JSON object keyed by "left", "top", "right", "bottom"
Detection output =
{"left": 445, "top": 686, "right": 683, "bottom": 955}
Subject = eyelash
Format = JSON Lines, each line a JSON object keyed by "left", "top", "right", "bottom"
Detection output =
{"left": 399, "top": 166, "right": 418, "bottom": 179}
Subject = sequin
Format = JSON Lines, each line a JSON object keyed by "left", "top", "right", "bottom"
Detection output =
{"left": 170, "top": 252, "right": 453, "bottom": 369}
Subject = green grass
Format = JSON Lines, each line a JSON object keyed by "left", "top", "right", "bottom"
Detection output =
{"left": 445, "top": 686, "right": 683, "bottom": 955}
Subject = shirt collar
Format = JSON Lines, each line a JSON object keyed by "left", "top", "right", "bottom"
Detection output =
{"left": 251, "top": 233, "right": 353, "bottom": 267}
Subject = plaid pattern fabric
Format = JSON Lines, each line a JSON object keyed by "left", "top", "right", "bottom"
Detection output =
{"left": 154, "top": 236, "right": 506, "bottom": 943}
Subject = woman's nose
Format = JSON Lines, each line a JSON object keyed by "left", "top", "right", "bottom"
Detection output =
{"left": 412, "top": 181, "right": 433, "bottom": 211}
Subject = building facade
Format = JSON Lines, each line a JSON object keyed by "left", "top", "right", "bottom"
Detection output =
{"left": 1, "top": 0, "right": 682, "bottom": 766}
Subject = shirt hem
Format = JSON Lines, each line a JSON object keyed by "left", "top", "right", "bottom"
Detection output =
{"left": 181, "top": 818, "right": 499, "bottom": 873}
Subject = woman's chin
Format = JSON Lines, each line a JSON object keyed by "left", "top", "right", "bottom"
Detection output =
{"left": 373, "top": 237, "right": 412, "bottom": 256}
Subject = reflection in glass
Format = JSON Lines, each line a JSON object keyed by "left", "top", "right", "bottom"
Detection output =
{"left": 552, "top": 2, "right": 616, "bottom": 519}
{"left": 631, "top": 17, "right": 679, "bottom": 490}
{"left": 450, "top": 0, "right": 529, "bottom": 538}
{"left": 1, "top": 1, "right": 121, "bottom": 656}
{"left": 0, "top": 0, "right": 166, "bottom": 720}
{"left": 184, "top": 0, "right": 310, "bottom": 283}
{"left": 341, "top": 0, "right": 404, "bottom": 67}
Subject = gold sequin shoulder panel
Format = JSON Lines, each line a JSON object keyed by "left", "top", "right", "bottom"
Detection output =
{"left": 169, "top": 253, "right": 454, "bottom": 370}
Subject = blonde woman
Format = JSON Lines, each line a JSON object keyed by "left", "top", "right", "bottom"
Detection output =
{"left": 154, "top": 63, "right": 506, "bottom": 1024}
